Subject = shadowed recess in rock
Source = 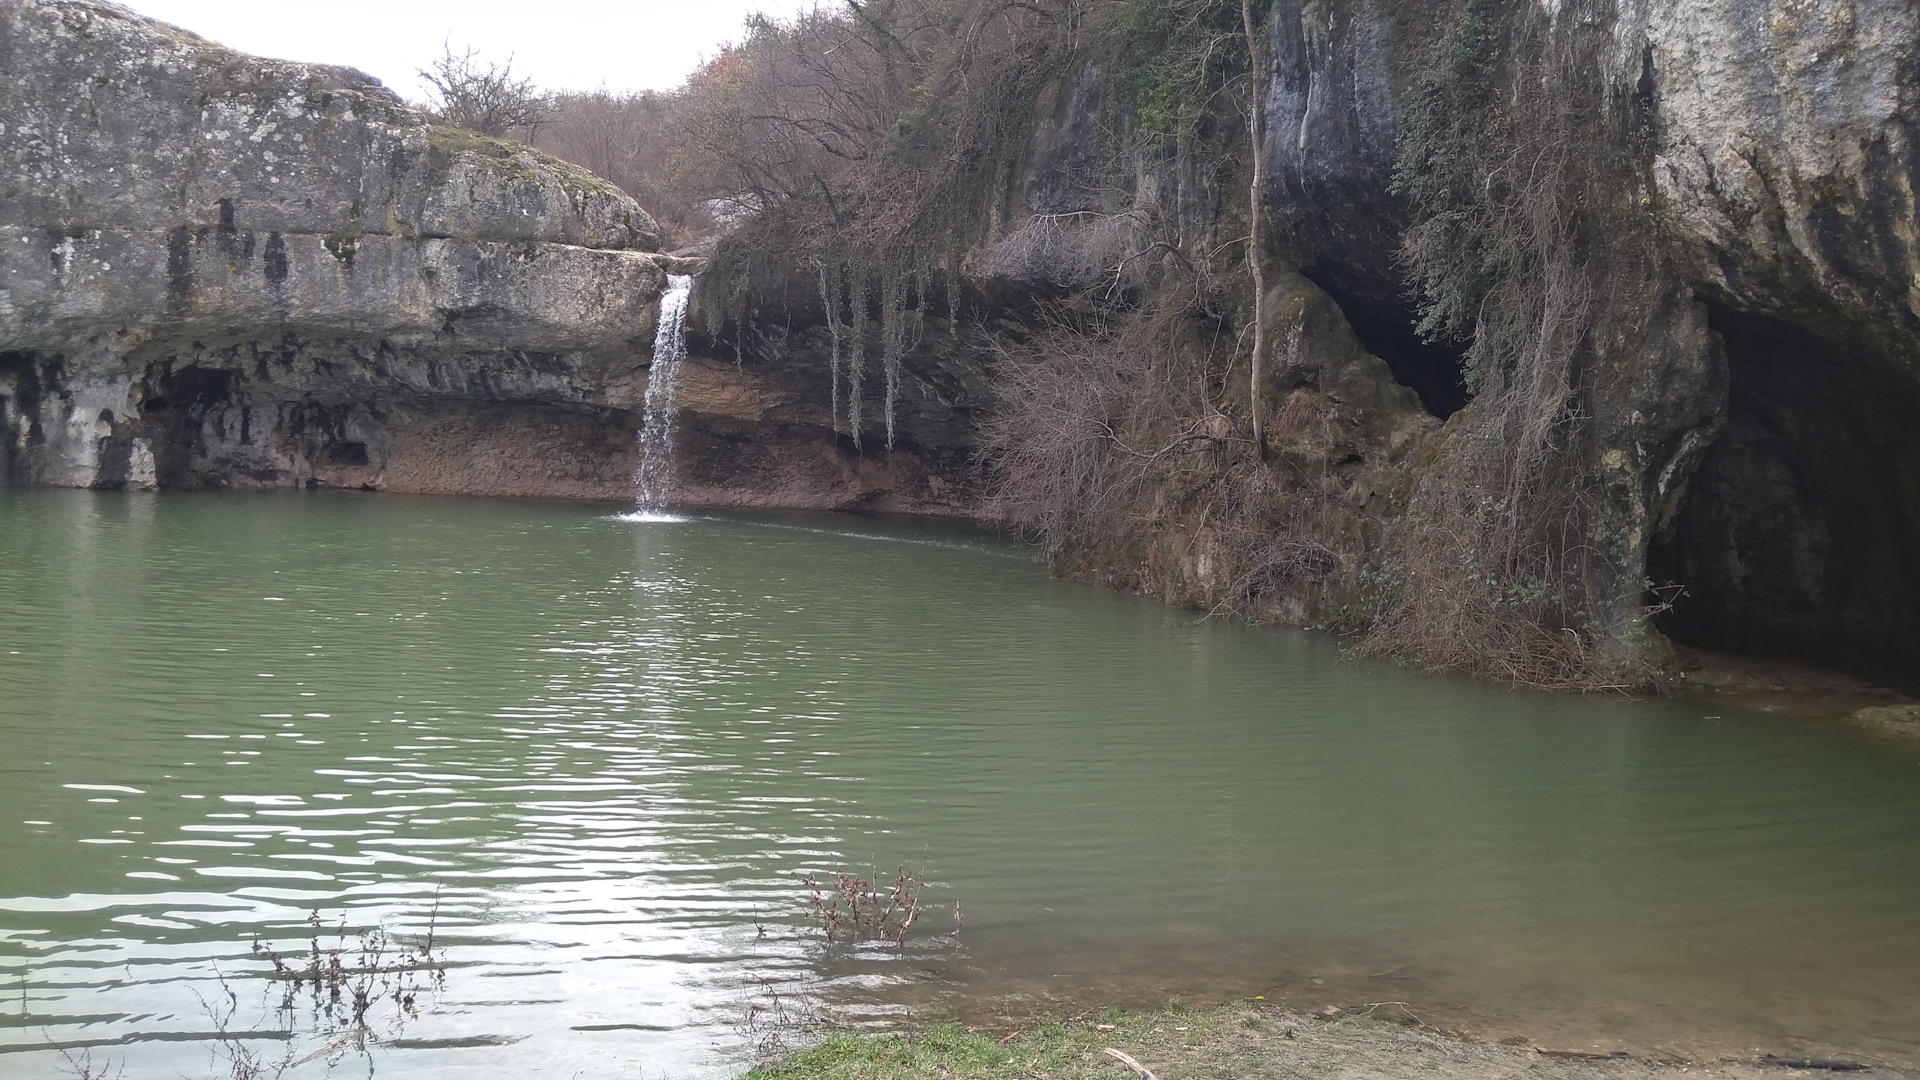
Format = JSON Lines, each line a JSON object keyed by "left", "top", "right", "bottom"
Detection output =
{"left": 1301, "top": 264, "right": 1469, "bottom": 419}
{"left": 1650, "top": 302, "right": 1920, "bottom": 691}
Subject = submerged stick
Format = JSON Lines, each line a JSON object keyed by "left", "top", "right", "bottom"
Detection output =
{"left": 1103, "top": 1047, "right": 1160, "bottom": 1080}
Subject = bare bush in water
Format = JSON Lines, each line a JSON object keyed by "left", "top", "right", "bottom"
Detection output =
{"left": 735, "top": 865, "right": 960, "bottom": 1063}
{"left": 797, "top": 864, "right": 960, "bottom": 949}
{"left": 735, "top": 974, "right": 834, "bottom": 1064}
{"left": 52, "top": 1045, "right": 123, "bottom": 1080}
{"left": 178, "top": 905, "right": 450, "bottom": 1080}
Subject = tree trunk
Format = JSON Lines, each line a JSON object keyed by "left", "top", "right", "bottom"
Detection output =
{"left": 1243, "top": 0, "right": 1269, "bottom": 460}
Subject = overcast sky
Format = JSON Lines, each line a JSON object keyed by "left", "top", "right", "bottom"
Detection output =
{"left": 117, "top": 0, "right": 821, "bottom": 100}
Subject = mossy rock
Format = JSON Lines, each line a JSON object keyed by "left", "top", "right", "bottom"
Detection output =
{"left": 322, "top": 218, "right": 364, "bottom": 262}
{"left": 1854, "top": 703, "right": 1920, "bottom": 739}
{"left": 425, "top": 125, "right": 623, "bottom": 200}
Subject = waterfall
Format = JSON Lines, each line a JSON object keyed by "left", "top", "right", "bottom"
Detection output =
{"left": 633, "top": 274, "right": 692, "bottom": 518}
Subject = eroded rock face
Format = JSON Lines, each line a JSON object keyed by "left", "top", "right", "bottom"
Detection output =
{"left": 1246, "top": 0, "right": 1920, "bottom": 683}
{"left": 1627, "top": 0, "right": 1920, "bottom": 686}
{"left": 1, "top": 0, "right": 665, "bottom": 495}
{"left": 965, "top": 0, "right": 1920, "bottom": 681}
{"left": 675, "top": 293, "right": 992, "bottom": 516}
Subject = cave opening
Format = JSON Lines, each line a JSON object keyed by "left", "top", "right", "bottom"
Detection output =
{"left": 1301, "top": 266, "right": 1468, "bottom": 418}
{"left": 0, "top": 351, "right": 46, "bottom": 486}
{"left": 1648, "top": 303, "right": 1920, "bottom": 690}
{"left": 326, "top": 441, "right": 370, "bottom": 466}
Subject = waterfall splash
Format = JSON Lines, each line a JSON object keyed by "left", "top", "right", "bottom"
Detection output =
{"left": 629, "top": 274, "right": 693, "bottom": 521}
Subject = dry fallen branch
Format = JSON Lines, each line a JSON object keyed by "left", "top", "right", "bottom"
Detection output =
{"left": 1103, "top": 1046, "right": 1161, "bottom": 1080}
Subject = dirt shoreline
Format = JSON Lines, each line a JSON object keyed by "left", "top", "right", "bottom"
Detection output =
{"left": 1672, "top": 646, "right": 1920, "bottom": 743}
{"left": 744, "top": 1001, "right": 1920, "bottom": 1079}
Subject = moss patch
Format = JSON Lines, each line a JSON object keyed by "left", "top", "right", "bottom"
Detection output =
{"left": 425, "top": 124, "right": 623, "bottom": 200}
{"left": 322, "top": 212, "right": 364, "bottom": 262}
{"left": 1093, "top": 0, "right": 1262, "bottom": 153}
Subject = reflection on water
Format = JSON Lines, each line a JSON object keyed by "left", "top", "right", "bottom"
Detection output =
{"left": 1, "top": 489, "right": 1917, "bottom": 1078}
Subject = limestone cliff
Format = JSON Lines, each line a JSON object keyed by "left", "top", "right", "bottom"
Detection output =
{"left": 7, "top": 0, "right": 1919, "bottom": 686}
{"left": 0, "top": 0, "right": 667, "bottom": 497}
{"left": 1238, "top": 0, "right": 1920, "bottom": 685}
{"left": 689, "top": 0, "right": 1920, "bottom": 687}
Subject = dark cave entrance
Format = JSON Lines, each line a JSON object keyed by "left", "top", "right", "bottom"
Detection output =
{"left": 1302, "top": 266, "right": 1469, "bottom": 418}
{"left": 1648, "top": 303, "right": 1920, "bottom": 690}
{"left": 0, "top": 350, "right": 46, "bottom": 486}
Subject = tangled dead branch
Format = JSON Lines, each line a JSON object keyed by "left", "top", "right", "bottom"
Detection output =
{"left": 981, "top": 209, "right": 1161, "bottom": 294}
{"left": 980, "top": 291, "right": 1349, "bottom": 622}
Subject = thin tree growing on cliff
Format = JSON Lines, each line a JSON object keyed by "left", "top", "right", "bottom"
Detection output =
{"left": 1242, "top": 0, "right": 1268, "bottom": 459}
{"left": 419, "top": 42, "right": 553, "bottom": 139}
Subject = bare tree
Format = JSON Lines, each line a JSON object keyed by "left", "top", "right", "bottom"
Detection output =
{"left": 418, "top": 42, "right": 553, "bottom": 139}
{"left": 532, "top": 90, "right": 712, "bottom": 246}
{"left": 1242, "top": 0, "right": 1268, "bottom": 460}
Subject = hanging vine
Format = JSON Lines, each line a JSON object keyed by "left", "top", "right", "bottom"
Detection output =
{"left": 846, "top": 262, "right": 870, "bottom": 448}
{"left": 880, "top": 260, "right": 906, "bottom": 449}
{"left": 819, "top": 259, "right": 846, "bottom": 434}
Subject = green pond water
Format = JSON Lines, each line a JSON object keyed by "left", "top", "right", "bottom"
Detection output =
{"left": 1, "top": 489, "right": 1918, "bottom": 1079}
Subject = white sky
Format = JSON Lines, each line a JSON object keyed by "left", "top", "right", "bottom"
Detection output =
{"left": 116, "top": 0, "right": 821, "bottom": 100}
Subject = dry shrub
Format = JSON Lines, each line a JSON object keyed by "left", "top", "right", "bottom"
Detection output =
{"left": 417, "top": 43, "right": 552, "bottom": 140}
{"left": 532, "top": 90, "right": 712, "bottom": 248}
{"left": 979, "top": 301, "right": 1224, "bottom": 542}
{"left": 682, "top": 0, "right": 1076, "bottom": 305}
{"left": 980, "top": 295, "right": 1343, "bottom": 620}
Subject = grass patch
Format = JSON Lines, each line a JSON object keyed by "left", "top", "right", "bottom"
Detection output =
{"left": 748, "top": 1024, "right": 1017, "bottom": 1079}
{"left": 741, "top": 1000, "right": 1885, "bottom": 1080}
{"left": 746, "top": 1002, "right": 1321, "bottom": 1079}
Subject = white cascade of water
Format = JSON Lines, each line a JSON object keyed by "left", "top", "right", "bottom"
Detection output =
{"left": 633, "top": 274, "right": 693, "bottom": 517}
